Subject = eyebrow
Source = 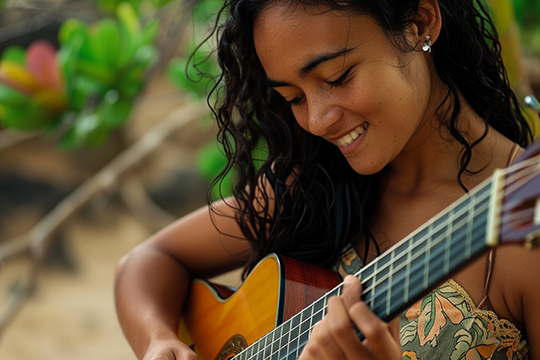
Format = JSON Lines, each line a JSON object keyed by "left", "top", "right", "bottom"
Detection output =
{"left": 265, "top": 47, "right": 354, "bottom": 88}
{"left": 300, "top": 48, "right": 352, "bottom": 75}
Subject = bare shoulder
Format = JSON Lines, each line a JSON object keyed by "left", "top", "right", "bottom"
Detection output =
{"left": 490, "top": 243, "right": 540, "bottom": 350}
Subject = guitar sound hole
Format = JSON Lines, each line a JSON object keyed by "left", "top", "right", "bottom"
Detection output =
{"left": 217, "top": 334, "right": 248, "bottom": 360}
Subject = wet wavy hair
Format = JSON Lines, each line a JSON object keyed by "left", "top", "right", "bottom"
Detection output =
{"left": 205, "top": 0, "right": 533, "bottom": 276}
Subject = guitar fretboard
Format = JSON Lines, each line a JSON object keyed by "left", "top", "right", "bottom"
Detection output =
{"left": 236, "top": 177, "right": 498, "bottom": 360}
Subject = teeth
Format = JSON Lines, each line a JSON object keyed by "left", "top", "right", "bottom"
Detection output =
{"left": 336, "top": 124, "right": 367, "bottom": 147}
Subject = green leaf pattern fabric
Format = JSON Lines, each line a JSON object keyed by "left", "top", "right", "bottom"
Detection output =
{"left": 335, "top": 248, "right": 530, "bottom": 360}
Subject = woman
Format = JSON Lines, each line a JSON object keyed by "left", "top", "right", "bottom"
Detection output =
{"left": 114, "top": 0, "right": 539, "bottom": 359}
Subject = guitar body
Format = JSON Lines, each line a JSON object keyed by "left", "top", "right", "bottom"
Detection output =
{"left": 179, "top": 254, "right": 342, "bottom": 360}
{"left": 179, "top": 140, "right": 540, "bottom": 360}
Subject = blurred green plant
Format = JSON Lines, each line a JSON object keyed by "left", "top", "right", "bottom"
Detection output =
{"left": 0, "top": 2, "right": 159, "bottom": 148}
{"left": 513, "top": 0, "right": 540, "bottom": 55}
{"left": 167, "top": 0, "right": 222, "bottom": 100}
{"left": 488, "top": 0, "right": 540, "bottom": 139}
{"left": 96, "top": 0, "right": 177, "bottom": 14}
{"left": 167, "top": 41, "right": 220, "bottom": 99}
{"left": 0, "top": 41, "right": 67, "bottom": 131}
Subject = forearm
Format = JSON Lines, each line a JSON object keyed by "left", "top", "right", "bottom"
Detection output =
{"left": 114, "top": 245, "right": 192, "bottom": 359}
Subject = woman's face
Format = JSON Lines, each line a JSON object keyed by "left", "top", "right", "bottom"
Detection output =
{"left": 254, "top": 4, "right": 441, "bottom": 175}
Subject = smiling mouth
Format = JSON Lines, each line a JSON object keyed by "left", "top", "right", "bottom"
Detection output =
{"left": 336, "top": 123, "right": 368, "bottom": 147}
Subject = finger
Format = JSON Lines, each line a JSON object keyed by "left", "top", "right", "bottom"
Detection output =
{"left": 302, "top": 318, "right": 346, "bottom": 360}
{"left": 299, "top": 322, "right": 327, "bottom": 360}
{"left": 389, "top": 317, "right": 400, "bottom": 341}
{"left": 341, "top": 275, "right": 362, "bottom": 309}
{"left": 349, "top": 301, "right": 401, "bottom": 359}
{"left": 326, "top": 295, "right": 373, "bottom": 360}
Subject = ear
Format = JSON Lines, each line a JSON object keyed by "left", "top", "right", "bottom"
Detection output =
{"left": 408, "top": 0, "right": 442, "bottom": 48}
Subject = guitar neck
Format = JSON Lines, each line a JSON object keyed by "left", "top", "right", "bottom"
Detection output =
{"left": 360, "top": 172, "right": 500, "bottom": 321}
{"left": 235, "top": 173, "right": 504, "bottom": 360}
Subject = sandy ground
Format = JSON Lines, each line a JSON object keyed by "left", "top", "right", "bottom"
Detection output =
{"left": 0, "top": 203, "right": 242, "bottom": 360}
{"left": 0, "top": 206, "right": 148, "bottom": 359}
{"left": 0, "top": 74, "right": 243, "bottom": 359}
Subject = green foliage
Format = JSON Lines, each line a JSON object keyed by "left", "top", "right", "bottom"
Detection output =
{"left": 96, "top": 0, "right": 176, "bottom": 15}
{"left": 167, "top": 0, "right": 243, "bottom": 197}
{"left": 56, "top": 3, "right": 159, "bottom": 147}
{"left": 0, "top": 2, "right": 159, "bottom": 148}
{"left": 167, "top": 42, "right": 219, "bottom": 99}
{"left": 196, "top": 139, "right": 234, "bottom": 199}
{"left": 168, "top": 0, "right": 223, "bottom": 99}
{"left": 513, "top": 0, "right": 540, "bottom": 54}
{"left": 197, "top": 137, "right": 268, "bottom": 199}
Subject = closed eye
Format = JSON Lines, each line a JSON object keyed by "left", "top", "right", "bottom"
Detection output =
{"left": 328, "top": 67, "right": 352, "bottom": 88}
{"left": 288, "top": 95, "right": 304, "bottom": 106}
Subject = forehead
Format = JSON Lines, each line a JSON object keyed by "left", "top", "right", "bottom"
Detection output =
{"left": 253, "top": 4, "right": 381, "bottom": 76}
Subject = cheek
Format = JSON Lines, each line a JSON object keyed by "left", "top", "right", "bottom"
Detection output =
{"left": 358, "top": 67, "right": 424, "bottom": 122}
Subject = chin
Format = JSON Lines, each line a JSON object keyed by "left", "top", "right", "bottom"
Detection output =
{"left": 349, "top": 162, "right": 385, "bottom": 176}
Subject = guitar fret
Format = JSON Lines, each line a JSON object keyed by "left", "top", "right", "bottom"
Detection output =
{"left": 277, "top": 320, "right": 291, "bottom": 360}
{"left": 253, "top": 338, "right": 261, "bottom": 360}
{"left": 296, "top": 307, "right": 311, "bottom": 356}
{"left": 245, "top": 343, "right": 253, "bottom": 359}
{"left": 311, "top": 298, "right": 324, "bottom": 324}
{"left": 259, "top": 336, "right": 266, "bottom": 360}
{"left": 466, "top": 197, "right": 474, "bottom": 258}
{"left": 423, "top": 221, "right": 433, "bottom": 290}
{"left": 215, "top": 178, "right": 502, "bottom": 360}
{"left": 271, "top": 325, "right": 281, "bottom": 360}
{"left": 404, "top": 236, "right": 411, "bottom": 304}
{"left": 370, "top": 260, "right": 378, "bottom": 309}
{"left": 362, "top": 180, "right": 494, "bottom": 323}
{"left": 444, "top": 207, "right": 453, "bottom": 274}
{"left": 385, "top": 250, "right": 395, "bottom": 316}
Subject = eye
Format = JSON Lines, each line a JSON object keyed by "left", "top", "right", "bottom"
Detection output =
{"left": 328, "top": 67, "right": 352, "bottom": 88}
{"left": 288, "top": 95, "right": 305, "bottom": 106}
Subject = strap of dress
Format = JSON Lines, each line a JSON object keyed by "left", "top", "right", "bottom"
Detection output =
{"left": 478, "top": 143, "right": 520, "bottom": 309}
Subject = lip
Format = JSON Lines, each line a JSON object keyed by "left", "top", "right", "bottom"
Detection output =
{"left": 336, "top": 123, "right": 368, "bottom": 155}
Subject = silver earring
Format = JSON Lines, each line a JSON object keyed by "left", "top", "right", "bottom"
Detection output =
{"left": 421, "top": 35, "right": 432, "bottom": 53}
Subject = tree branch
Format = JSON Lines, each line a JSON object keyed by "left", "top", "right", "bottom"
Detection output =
{"left": 0, "top": 100, "right": 209, "bottom": 336}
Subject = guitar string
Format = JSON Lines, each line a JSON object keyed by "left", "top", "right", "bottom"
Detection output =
{"left": 505, "top": 166, "right": 540, "bottom": 197}
{"left": 242, "top": 156, "right": 536, "bottom": 359}
{"left": 292, "top": 211, "right": 490, "bottom": 358}
{"left": 243, "top": 184, "right": 492, "bottom": 359}
{"left": 268, "top": 159, "right": 538, "bottom": 359}
{"left": 504, "top": 158, "right": 540, "bottom": 195}
{"left": 505, "top": 208, "right": 536, "bottom": 226}
{"left": 504, "top": 155, "right": 540, "bottom": 180}
{"left": 243, "top": 187, "right": 492, "bottom": 360}
{"left": 253, "top": 210, "right": 487, "bottom": 360}
{"left": 354, "top": 186, "right": 491, "bottom": 299}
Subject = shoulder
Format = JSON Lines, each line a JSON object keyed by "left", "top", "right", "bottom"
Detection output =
{"left": 490, "top": 244, "right": 540, "bottom": 332}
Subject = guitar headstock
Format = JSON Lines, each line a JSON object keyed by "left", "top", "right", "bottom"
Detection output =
{"left": 500, "top": 139, "right": 540, "bottom": 248}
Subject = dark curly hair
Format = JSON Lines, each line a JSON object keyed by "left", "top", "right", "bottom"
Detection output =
{"left": 205, "top": 0, "right": 533, "bottom": 276}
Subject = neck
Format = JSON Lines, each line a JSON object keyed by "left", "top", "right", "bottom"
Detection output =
{"left": 386, "top": 100, "right": 511, "bottom": 196}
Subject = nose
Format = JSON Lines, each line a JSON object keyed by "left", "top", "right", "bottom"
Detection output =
{"left": 296, "top": 94, "right": 342, "bottom": 137}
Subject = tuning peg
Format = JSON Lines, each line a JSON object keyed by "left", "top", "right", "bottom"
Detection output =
{"left": 525, "top": 232, "right": 540, "bottom": 251}
{"left": 525, "top": 95, "right": 540, "bottom": 115}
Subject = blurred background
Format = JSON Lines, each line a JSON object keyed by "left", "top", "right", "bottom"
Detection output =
{"left": 0, "top": 0, "right": 538, "bottom": 359}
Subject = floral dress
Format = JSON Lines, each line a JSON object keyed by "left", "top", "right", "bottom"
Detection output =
{"left": 336, "top": 249, "right": 530, "bottom": 360}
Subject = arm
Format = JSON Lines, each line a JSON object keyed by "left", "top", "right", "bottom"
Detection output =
{"left": 114, "top": 198, "right": 251, "bottom": 360}
{"left": 494, "top": 244, "right": 540, "bottom": 360}
{"left": 299, "top": 276, "right": 402, "bottom": 360}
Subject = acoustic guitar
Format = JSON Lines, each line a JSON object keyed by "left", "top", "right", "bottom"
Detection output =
{"left": 179, "top": 139, "right": 540, "bottom": 360}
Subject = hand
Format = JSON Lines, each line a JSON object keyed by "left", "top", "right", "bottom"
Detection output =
{"left": 299, "top": 275, "right": 402, "bottom": 360}
{"left": 142, "top": 339, "right": 198, "bottom": 360}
